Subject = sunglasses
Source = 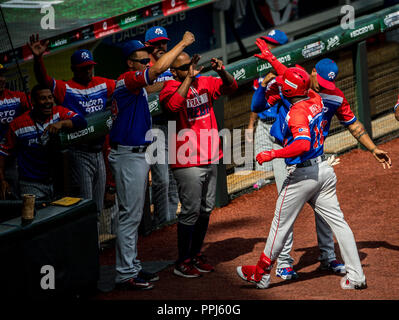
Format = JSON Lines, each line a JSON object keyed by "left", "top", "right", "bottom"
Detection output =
{"left": 129, "top": 58, "right": 151, "bottom": 65}
{"left": 175, "top": 63, "right": 191, "bottom": 71}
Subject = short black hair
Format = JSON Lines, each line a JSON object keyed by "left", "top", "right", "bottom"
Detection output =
{"left": 30, "top": 84, "right": 52, "bottom": 101}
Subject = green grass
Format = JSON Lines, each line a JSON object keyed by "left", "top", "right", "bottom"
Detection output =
{"left": 1, "top": 0, "right": 161, "bottom": 22}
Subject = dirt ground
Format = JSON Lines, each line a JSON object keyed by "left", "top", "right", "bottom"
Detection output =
{"left": 95, "top": 137, "right": 399, "bottom": 302}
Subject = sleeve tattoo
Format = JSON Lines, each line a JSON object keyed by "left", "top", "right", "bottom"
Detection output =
{"left": 349, "top": 122, "right": 367, "bottom": 140}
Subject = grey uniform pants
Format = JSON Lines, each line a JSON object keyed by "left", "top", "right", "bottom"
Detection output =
{"left": 69, "top": 149, "right": 106, "bottom": 217}
{"left": 108, "top": 146, "right": 150, "bottom": 283}
{"left": 272, "top": 141, "right": 337, "bottom": 268}
{"left": 172, "top": 164, "right": 217, "bottom": 226}
{"left": 150, "top": 124, "right": 179, "bottom": 226}
{"left": 263, "top": 160, "right": 365, "bottom": 285}
{"left": 254, "top": 120, "right": 274, "bottom": 172}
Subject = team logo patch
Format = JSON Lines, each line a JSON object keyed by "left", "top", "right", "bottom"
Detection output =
{"left": 298, "top": 128, "right": 309, "bottom": 133}
{"left": 81, "top": 52, "right": 90, "bottom": 59}
{"left": 268, "top": 30, "right": 276, "bottom": 36}
{"left": 328, "top": 71, "right": 336, "bottom": 80}
{"left": 284, "top": 79, "right": 298, "bottom": 89}
{"left": 155, "top": 28, "right": 163, "bottom": 35}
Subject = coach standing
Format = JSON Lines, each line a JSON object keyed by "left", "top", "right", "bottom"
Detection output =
{"left": 108, "top": 32, "right": 195, "bottom": 290}
{"left": 159, "top": 53, "right": 238, "bottom": 278}
{"left": 28, "top": 34, "right": 115, "bottom": 223}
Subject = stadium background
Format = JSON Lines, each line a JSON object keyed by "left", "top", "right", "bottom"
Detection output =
{"left": 0, "top": 0, "right": 399, "bottom": 301}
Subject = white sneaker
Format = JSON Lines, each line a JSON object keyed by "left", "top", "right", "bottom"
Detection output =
{"left": 340, "top": 275, "right": 367, "bottom": 290}
{"left": 256, "top": 273, "right": 271, "bottom": 289}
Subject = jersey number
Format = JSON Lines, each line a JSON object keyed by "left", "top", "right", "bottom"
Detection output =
{"left": 313, "top": 120, "right": 327, "bottom": 149}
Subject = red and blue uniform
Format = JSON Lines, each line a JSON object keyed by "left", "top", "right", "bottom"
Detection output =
{"left": 109, "top": 68, "right": 153, "bottom": 146}
{"left": 279, "top": 89, "right": 325, "bottom": 165}
{"left": 0, "top": 89, "right": 30, "bottom": 142}
{"left": 0, "top": 106, "right": 85, "bottom": 181}
{"left": 394, "top": 95, "right": 399, "bottom": 111}
{"left": 52, "top": 77, "right": 115, "bottom": 117}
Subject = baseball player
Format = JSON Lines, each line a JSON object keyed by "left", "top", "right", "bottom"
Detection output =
{"left": 28, "top": 34, "right": 116, "bottom": 222}
{"left": 108, "top": 32, "right": 195, "bottom": 290}
{"left": 144, "top": 26, "right": 179, "bottom": 229}
{"left": 0, "top": 84, "right": 86, "bottom": 200}
{"left": 159, "top": 53, "right": 238, "bottom": 278}
{"left": 247, "top": 30, "right": 288, "bottom": 173}
{"left": 250, "top": 40, "right": 392, "bottom": 280}
{"left": 0, "top": 64, "right": 31, "bottom": 199}
{"left": 394, "top": 95, "right": 399, "bottom": 121}
{"left": 237, "top": 67, "right": 368, "bottom": 290}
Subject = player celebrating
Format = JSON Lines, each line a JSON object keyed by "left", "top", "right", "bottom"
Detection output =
{"left": 237, "top": 67, "right": 367, "bottom": 290}
{"left": 249, "top": 40, "right": 392, "bottom": 280}
{"left": 0, "top": 64, "right": 31, "bottom": 199}
{"left": 108, "top": 32, "right": 195, "bottom": 290}
{"left": 28, "top": 34, "right": 116, "bottom": 224}
{"left": 159, "top": 53, "right": 237, "bottom": 278}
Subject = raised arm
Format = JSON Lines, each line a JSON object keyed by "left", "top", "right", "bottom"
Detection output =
{"left": 27, "top": 34, "right": 53, "bottom": 88}
{"left": 254, "top": 38, "right": 287, "bottom": 76}
{"left": 147, "top": 31, "right": 195, "bottom": 83}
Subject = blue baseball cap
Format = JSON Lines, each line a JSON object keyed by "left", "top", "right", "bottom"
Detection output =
{"left": 71, "top": 49, "right": 97, "bottom": 67}
{"left": 145, "top": 26, "right": 170, "bottom": 43}
{"left": 261, "top": 29, "right": 288, "bottom": 46}
{"left": 122, "top": 40, "right": 152, "bottom": 59}
{"left": 315, "top": 58, "right": 339, "bottom": 90}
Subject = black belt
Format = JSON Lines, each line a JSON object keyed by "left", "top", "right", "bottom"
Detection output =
{"left": 296, "top": 155, "right": 326, "bottom": 168}
{"left": 110, "top": 143, "right": 148, "bottom": 153}
{"left": 260, "top": 118, "right": 276, "bottom": 125}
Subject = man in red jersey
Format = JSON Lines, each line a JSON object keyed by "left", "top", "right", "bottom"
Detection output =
{"left": 159, "top": 53, "right": 237, "bottom": 278}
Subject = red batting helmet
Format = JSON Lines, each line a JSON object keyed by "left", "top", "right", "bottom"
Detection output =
{"left": 276, "top": 67, "right": 310, "bottom": 97}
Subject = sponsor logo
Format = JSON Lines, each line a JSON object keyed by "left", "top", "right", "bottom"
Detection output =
{"left": 123, "top": 15, "right": 138, "bottom": 25}
{"left": 384, "top": 11, "right": 399, "bottom": 28}
{"left": 106, "top": 116, "right": 113, "bottom": 129}
{"left": 349, "top": 24, "right": 375, "bottom": 38}
{"left": 284, "top": 79, "right": 297, "bottom": 89}
{"left": 302, "top": 41, "right": 325, "bottom": 58}
{"left": 326, "top": 35, "right": 340, "bottom": 50}
{"left": 67, "top": 125, "right": 95, "bottom": 140}
{"left": 298, "top": 128, "right": 308, "bottom": 133}
{"left": 53, "top": 38, "right": 67, "bottom": 47}
{"left": 148, "top": 99, "right": 159, "bottom": 113}
{"left": 233, "top": 68, "right": 246, "bottom": 80}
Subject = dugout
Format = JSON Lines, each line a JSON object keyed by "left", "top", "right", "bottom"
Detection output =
{"left": 1, "top": 1, "right": 399, "bottom": 297}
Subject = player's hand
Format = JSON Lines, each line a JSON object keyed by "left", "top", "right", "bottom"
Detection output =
{"left": 256, "top": 150, "right": 276, "bottom": 165}
{"left": 0, "top": 180, "right": 10, "bottom": 200}
{"left": 27, "top": 34, "right": 49, "bottom": 57}
{"left": 182, "top": 31, "right": 195, "bottom": 46}
{"left": 210, "top": 58, "right": 225, "bottom": 72}
{"left": 44, "top": 122, "right": 63, "bottom": 135}
{"left": 327, "top": 155, "right": 340, "bottom": 167}
{"left": 372, "top": 148, "right": 392, "bottom": 169}
{"left": 188, "top": 54, "right": 203, "bottom": 79}
{"left": 254, "top": 38, "right": 276, "bottom": 62}
{"left": 245, "top": 128, "right": 254, "bottom": 143}
{"left": 261, "top": 73, "right": 276, "bottom": 87}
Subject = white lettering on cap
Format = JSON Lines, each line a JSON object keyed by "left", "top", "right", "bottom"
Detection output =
{"left": 284, "top": 79, "right": 298, "bottom": 89}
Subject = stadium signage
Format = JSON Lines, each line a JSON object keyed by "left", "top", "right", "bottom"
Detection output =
{"left": 326, "top": 35, "right": 340, "bottom": 50}
{"left": 349, "top": 23, "right": 375, "bottom": 38}
{"left": 257, "top": 62, "right": 271, "bottom": 72}
{"left": 67, "top": 125, "right": 95, "bottom": 141}
{"left": 52, "top": 38, "right": 68, "bottom": 48}
{"left": 233, "top": 68, "right": 246, "bottom": 80}
{"left": 384, "top": 11, "right": 399, "bottom": 28}
{"left": 302, "top": 41, "right": 325, "bottom": 58}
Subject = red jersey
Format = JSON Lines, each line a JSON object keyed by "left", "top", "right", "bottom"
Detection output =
{"left": 159, "top": 76, "right": 237, "bottom": 168}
